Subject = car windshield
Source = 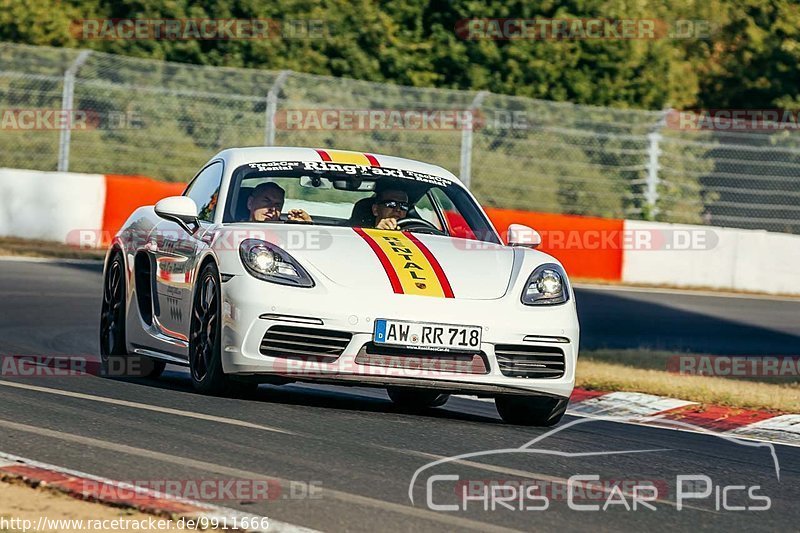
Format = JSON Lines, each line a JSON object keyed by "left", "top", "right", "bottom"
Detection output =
{"left": 223, "top": 160, "right": 501, "bottom": 243}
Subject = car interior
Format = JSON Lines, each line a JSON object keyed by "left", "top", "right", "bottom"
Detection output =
{"left": 233, "top": 182, "right": 431, "bottom": 229}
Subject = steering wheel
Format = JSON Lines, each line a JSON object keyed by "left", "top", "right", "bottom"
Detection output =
{"left": 396, "top": 217, "right": 446, "bottom": 236}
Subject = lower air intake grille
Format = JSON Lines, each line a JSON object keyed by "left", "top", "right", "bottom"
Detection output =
{"left": 260, "top": 325, "right": 351, "bottom": 360}
{"left": 356, "top": 343, "right": 489, "bottom": 374}
{"left": 494, "top": 344, "right": 565, "bottom": 378}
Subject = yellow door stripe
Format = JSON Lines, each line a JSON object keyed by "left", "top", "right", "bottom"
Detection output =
{"left": 359, "top": 228, "right": 446, "bottom": 297}
{"left": 325, "top": 150, "right": 372, "bottom": 166}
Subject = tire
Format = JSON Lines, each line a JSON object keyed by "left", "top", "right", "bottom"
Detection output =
{"left": 100, "top": 251, "right": 127, "bottom": 376}
{"left": 189, "top": 262, "right": 226, "bottom": 394}
{"left": 100, "top": 251, "right": 167, "bottom": 380}
{"left": 189, "top": 262, "right": 251, "bottom": 395}
{"left": 495, "top": 395, "right": 568, "bottom": 426}
{"left": 387, "top": 387, "right": 450, "bottom": 411}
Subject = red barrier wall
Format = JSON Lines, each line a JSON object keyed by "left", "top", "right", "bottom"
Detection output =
{"left": 99, "top": 174, "right": 623, "bottom": 281}
{"left": 485, "top": 208, "right": 624, "bottom": 281}
{"left": 102, "top": 175, "right": 184, "bottom": 242}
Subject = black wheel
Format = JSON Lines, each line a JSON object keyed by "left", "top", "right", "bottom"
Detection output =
{"left": 189, "top": 262, "right": 244, "bottom": 395}
{"left": 387, "top": 387, "right": 450, "bottom": 411}
{"left": 495, "top": 395, "right": 568, "bottom": 426}
{"left": 100, "top": 252, "right": 127, "bottom": 375}
{"left": 100, "top": 251, "right": 166, "bottom": 379}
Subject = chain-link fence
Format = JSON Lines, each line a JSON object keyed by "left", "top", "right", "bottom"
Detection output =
{"left": 2, "top": 42, "right": 799, "bottom": 234}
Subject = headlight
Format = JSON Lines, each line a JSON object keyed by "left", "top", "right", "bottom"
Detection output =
{"left": 239, "top": 239, "right": 314, "bottom": 287}
{"left": 521, "top": 264, "right": 569, "bottom": 305}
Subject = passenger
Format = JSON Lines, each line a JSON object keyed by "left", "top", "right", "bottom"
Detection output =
{"left": 247, "top": 182, "right": 312, "bottom": 222}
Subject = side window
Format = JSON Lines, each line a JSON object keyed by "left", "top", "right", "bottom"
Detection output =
{"left": 185, "top": 162, "right": 223, "bottom": 223}
{"left": 429, "top": 187, "right": 476, "bottom": 240}
{"left": 414, "top": 192, "right": 444, "bottom": 230}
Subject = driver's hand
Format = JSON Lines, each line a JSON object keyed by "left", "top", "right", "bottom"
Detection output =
{"left": 287, "top": 209, "right": 313, "bottom": 223}
{"left": 376, "top": 217, "right": 398, "bottom": 230}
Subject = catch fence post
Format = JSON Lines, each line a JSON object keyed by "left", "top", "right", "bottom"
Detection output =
{"left": 459, "top": 91, "right": 488, "bottom": 188}
{"left": 644, "top": 108, "right": 672, "bottom": 219}
{"left": 57, "top": 50, "right": 92, "bottom": 172}
{"left": 264, "top": 70, "right": 291, "bottom": 146}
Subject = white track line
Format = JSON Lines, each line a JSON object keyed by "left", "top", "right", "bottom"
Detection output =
{"left": 0, "top": 380, "right": 296, "bottom": 436}
{"left": 5, "top": 378, "right": 796, "bottom": 450}
{"left": 0, "top": 419, "right": 520, "bottom": 533}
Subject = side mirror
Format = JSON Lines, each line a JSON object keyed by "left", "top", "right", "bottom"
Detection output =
{"left": 155, "top": 196, "right": 199, "bottom": 232}
{"left": 507, "top": 223, "right": 542, "bottom": 249}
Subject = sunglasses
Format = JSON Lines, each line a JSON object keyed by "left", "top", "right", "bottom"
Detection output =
{"left": 379, "top": 200, "right": 410, "bottom": 211}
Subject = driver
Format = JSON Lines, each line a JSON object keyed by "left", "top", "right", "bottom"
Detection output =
{"left": 372, "top": 188, "right": 409, "bottom": 230}
{"left": 247, "top": 182, "right": 312, "bottom": 223}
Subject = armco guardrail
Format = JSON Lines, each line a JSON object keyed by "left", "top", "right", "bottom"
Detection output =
{"left": 3, "top": 42, "right": 800, "bottom": 234}
{"left": 0, "top": 167, "right": 106, "bottom": 244}
{"left": 1, "top": 168, "right": 798, "bottom": 295}
{"left": 622, "top": 220, "right": 800, "bottom": 295}
{"left": 0, "top": 168, "right": 182, "bottom": 246}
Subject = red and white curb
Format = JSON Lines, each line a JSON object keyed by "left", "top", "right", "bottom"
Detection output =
{"left": 565, "top": 390, "right": 800, "bottom": 447}
{"left": 0, "top": 451, "right": 318, "bottom": 533}
{"left": 461, "top": 389, "right": 800, "bottom": 446}
{"left": 569, "top": 390, "right": 696, "bottom": 418}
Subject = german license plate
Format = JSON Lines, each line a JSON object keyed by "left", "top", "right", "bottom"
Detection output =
{"left": 373, "top": 319, "right": 482, "bottom": 352}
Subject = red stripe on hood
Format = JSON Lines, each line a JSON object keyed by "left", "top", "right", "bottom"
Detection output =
{"left": 353, "top": 227, "right": 403, "bottom": 294}
{"left": 404, "top": 233, "right": 455, "bottom": 298}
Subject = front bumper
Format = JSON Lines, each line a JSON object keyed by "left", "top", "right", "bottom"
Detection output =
{"left": 220, "top": 274, "right": 579, "bottom": 398}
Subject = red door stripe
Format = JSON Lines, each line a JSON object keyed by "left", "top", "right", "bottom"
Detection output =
{"left": 353, "top": 227, "right": 403, "bottom": 294}
{"left": 315, "top": 149, "right": 332, "bottom": 161}
{"left": 404, "top": 233, "right": 455, "bottom": 298}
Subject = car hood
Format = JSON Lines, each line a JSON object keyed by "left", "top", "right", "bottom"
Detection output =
{"left": 219, "top": 224, "right": 515, "bottom": 300}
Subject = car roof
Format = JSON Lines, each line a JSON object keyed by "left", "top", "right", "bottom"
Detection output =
{"left": 213, "top": 146, "right": 462, "bottom": 184}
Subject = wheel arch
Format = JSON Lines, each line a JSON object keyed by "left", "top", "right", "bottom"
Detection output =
{"left": 192, "top": 252, "right": 221, "bottom": 305}
{"left": 103, "top": 242, "right": 124, "bottom": 278}
{"left": 196, "top": 252, "right": 220, "bottom": 279}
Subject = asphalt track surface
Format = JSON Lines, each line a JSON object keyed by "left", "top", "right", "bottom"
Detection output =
{"left": 0, "top": 259, "right": 798, "bottom": 532}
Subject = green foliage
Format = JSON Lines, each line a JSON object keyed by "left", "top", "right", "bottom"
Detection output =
{"left": 2, "top": 0, "right": 798, "bottom": 110}
{"left": 697, "top": 0, "right": 800, "bottom": 110}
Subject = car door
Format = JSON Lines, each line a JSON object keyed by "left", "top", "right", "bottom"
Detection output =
{"left": 152, "top": 162, "right": 223, "bottom": 349}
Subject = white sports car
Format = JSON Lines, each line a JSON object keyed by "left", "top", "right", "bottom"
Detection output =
{"left": 101, "top": 147, "right": 579, "bottom": 425}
